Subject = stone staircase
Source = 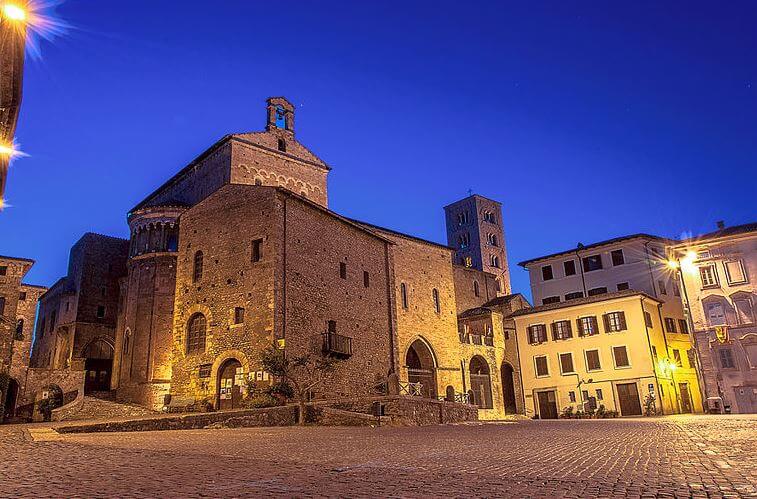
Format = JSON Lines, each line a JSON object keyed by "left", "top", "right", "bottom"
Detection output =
{"left": 56, "top": 395, "right": 157, "bottom": 422}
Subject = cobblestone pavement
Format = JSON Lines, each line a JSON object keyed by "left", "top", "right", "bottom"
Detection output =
{"left": 1, "top": 415, "right": 755, "bottom": 498}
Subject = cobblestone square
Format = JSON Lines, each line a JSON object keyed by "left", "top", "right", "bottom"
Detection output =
{"left": 1, "top": 415, "right": 755, "bottom": 498}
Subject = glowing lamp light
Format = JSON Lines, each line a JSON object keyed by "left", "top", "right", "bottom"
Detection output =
{"left": 2, "top": 3, "right": 27, "bottom": 21}
{"left": 666, "top": 260, "right": 679, "bottom": 270}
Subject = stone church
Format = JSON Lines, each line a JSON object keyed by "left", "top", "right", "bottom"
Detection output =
{"left": 32, "top": 97, "right": 529, "bottom": 420}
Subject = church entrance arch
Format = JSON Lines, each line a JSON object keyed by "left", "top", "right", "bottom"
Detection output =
{"left": 405, "top": 339, "right": 437, "bottom": 399}
{"left": 217, "top": 358, "right": 243, "bottom": 410}
{"left": 83, "top": 339, "right": 114, "bottom": 393}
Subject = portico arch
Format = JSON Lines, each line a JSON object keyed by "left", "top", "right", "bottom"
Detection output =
{"left": 405, "top": 338, "right": 438, "bottom": 399}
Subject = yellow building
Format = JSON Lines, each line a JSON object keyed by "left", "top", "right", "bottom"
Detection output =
{"left": 511, "top": 290, "right": 702, "bottom": 418}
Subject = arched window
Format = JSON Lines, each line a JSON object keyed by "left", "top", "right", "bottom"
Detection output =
{"left": 487, "top": 233, "right": 498, "bottom": 246}
{"left": 473, "top": 280, "right": 480, "bottom": 297}
{"left": 277, "top": 138, "right": 286, "bottom": 152}
{"left": 186, "top": 313, "right": 207, "bottom": 354}
{"left": 15, "top": 318, "right": 24, "bottom": 340}
{"left": 275, "top": 105, "right": 286, "bottom": 129}
{"left": 432, "top": 288, "right": 441, "bottom": 314}
{"left": 469, "top": 356, "right": 493, "bottom": 409}
{"left": 254, "top": 178, "right": 263, "bottom": 186}
{"left": 400, "top": 283, "right": 408, "bottom": 309}
{"left": 490, "top": 254, "right": 500, "bottom": 268}
{"left": 193, "top": 251, "right": 204, "bottom": 282}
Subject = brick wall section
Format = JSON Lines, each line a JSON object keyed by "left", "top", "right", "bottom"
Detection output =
{"left": 30, "top": 233, "right": 128, "bottom": 369}
{"left": 0, "top": 257, "right": 31, "bottom": 376}
{"left": 10, "top": 284, "right": 46, "bottom": 397}
{"left": 453, "top": 266, "right": 500, "bottom": 313}
{"left": 113, "top": 254, "right": 177, "bottom": 409}
{"left": 170, "top": 185, "right": 394, "bottom": 404}
{"left": 363, "top": 228, "right": 467, "bottom": 399}
{"left": 281, "top": 191, "right": 394, "bottom": 397}
{"left": 231, "top": 134, "right": 329, "bottom": 207}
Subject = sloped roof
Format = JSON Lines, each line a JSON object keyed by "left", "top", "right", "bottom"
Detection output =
{"left": 509, "top": 290, "right": 660, "bottom": 317}
{"left": 518, "top": 233, "right": 671, "bottom": 267}
{"left": 675, "top": 222, "right": 757, "bottom": 245}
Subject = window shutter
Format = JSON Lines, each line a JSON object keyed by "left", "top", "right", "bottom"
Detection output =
{"left": 618, "top": 312, "right": 627, "bottom": 330}
{"left": 576, "top": 319, "right": 584, "bottom": 337}
{"left": 602, "top": 314, "right": 610, "bottom": 333}
{"left": 565, "top": 321, "right": 572, "bottom": 338}
{"left": 551, "top": 323, "right": 558, "bottom": 341}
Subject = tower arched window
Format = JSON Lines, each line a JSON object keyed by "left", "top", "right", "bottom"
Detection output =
{"left": 487, "top": 233, "right": 498, "bottom": 246}
{"left": 193, "top": 251, "right": 204, "bottom": 282}
{"left": 432, "top": 288, "right": 441, "bottom": 314}
{"left": 275, "top": 105, "right": 286, "bottom": 129}
{"left": 186, "top": 313, "right": 207, "bottom": 354}
{"left": 277, "top": 138, "right": 286, "bottom": 152}
{"left": 490, "top": 254, "right": 500, "bottom": 268}
{"left": 473, "top": 280, "right": 480, "bottom": 297}
{"left": 400, "top": 283, "right": 409, "bottom": 310}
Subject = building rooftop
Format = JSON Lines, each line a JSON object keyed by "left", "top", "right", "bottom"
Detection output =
{"left": 348, "top": 218, "right": 453, "bottom": 251}
{"left": 482, "top": 293, "right": 527, "bottom": 308}
{"left": 443, "top": 193, "right": 502, "bottom": 209}
{"left": 0, "top": 254, "right": 35, "bottom": 264}
{"left": 674, "top": 222, "right": 757, "bottom": 246}
{"left": 518, "top": 233, "right": 671, "bottom": 267}
{"left": 509, "top": 290, "right": 660, "bottom": 317}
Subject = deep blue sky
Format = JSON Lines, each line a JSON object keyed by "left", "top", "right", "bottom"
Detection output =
{"left": 2, "top": 1, "right": 755, "bottom": 298}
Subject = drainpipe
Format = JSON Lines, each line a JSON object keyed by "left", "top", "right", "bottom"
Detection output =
{"left": 641, "top": 297, "right": 664, "bottom": 415}
{"left": 576, "top": 250, "right": 587, "bottom": 297}
{"left": 509, "top": 325, "right": 526, "bottom": 415}
{"left": 643, "top": 242, "right": 659, "bottom": 299}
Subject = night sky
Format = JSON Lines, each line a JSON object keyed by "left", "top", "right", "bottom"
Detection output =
{"left": 1, "top": 1, "right": 755, "bottom": 299}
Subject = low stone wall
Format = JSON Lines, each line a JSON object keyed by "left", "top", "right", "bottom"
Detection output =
{"left": 316, "top": 407, "right": 391, "bottom": 426}
{"left": 56, "top": 405, "right": 298, "bottom": 433}
{"left": 15, "top": 364, "right": 86, "bottom": 420}
{"left": 323, "top": 395, "right": 478, "bottom": 426}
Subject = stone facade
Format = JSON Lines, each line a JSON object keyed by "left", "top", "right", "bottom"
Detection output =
{"left": 444, "top": 194, "right": 511, "bottom": 294}
{"left": 670, "top": 222, "right": 756, "bottom": 413}
{"left": 30, "top": 234, "right": 128, "bottom": 399}
{"left": 0, "top": 255, "right": 43, "bottom": 421}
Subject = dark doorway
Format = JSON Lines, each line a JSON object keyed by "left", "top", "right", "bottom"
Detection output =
{"left": 83, "top": 339, "right": 114, "bottom": 393}
{"left": 537, "top": 390, "right": 558, "bottom": 419}
{"left": 679, "top": 383, "right": 692, "bottom": 413}
{"left": 3, "top": 378, "right": 19, "bottom": 420}
{"left": 218, "top": 359, "right": 243, "bottom": 410}
{"left": 616, "top": 382, "right": 642, "bottom": 416}
{"left": 406, "top": 340, "right": 437, "bottom": 399}
{"left": 469, "top": 356, "right": 493, "bottom": 409}
{"left": 501, "top": 363, "right": 517, "bottom": 414}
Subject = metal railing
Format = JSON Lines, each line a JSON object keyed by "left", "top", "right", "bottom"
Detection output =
{"left": 438, "top": 392, "right": 472, "bottom": 404}
{"left": 398, "top": 381, "right": 423, "bottom": 396}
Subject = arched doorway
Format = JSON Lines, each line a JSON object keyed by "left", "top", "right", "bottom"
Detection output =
{"left": 501, "top": 362, "right": 517, "bottom": 414}
{"left": 3, "top": 378, "right": 19, "bottom": 420}
{"left": 405, "top": 339, "right": 437, "bottom": 399}
{"left": 469, "top": 356, "right": 493, "bottom": 409}
{"left": 217, "top": 358, "right": 243, "bottom": 410}
{"left": 83, "top": 339, "right": 114, "bottom": 393}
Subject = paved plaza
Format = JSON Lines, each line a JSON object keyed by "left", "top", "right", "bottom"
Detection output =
{"left": 1, "top": 415, "right": 756, "bottom": 498}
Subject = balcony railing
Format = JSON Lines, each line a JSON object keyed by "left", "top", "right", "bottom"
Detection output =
{"left": 322, "top": 331, "right": 352, "bottom": 358}
{"left": 483, "top": 336, "right": 494, "bottom": 346}
{"left": 471, "top": 334, "right": 483, "bottom": 345}
{"left": 459, "top": 332, "right": 469, "bottom": 343}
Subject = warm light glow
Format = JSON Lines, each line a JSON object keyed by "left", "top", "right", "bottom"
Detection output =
{"left": 2, "top": 3, "right": 26, "bottom": 21}
{"left": 666, "top": 260, "right": 679, "bottom": 270}
{"left": 0, "top": 141, "right": 25, "bottom": 159}
{"left": 680, "top": 251, "right": 698, "bottom": 275}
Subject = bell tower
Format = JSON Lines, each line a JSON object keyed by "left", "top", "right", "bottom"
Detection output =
{"left": 266, "top": 97, "right": 295, "bottom": 135}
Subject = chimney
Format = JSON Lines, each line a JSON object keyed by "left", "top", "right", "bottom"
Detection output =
{"left": 716, "top": 220, "right": 725, "bottom": 230}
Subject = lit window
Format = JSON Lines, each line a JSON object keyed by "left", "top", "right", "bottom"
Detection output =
{"left": 699, "top": 264, "right": 718, "bottom": 287}
{"left": 527, "top": 324, "right": 548, "bottom": 344}
{"left": 577, "top": 316, "right": 599, "bottom": 336}
{"left": 604, "top": 312, "right": 627, "bottom": 332}
{"left": 552, "top": 320, "right": 572, "bottom": 340}
{"left": 464, "top": 256, "right": 473, "bottom": 268}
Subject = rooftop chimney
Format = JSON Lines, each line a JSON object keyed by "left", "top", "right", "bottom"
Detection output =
{"left": 716, "top": 220, "right": 725, "bottom": 230}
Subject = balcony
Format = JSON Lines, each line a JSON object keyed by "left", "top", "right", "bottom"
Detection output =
{"left": 459, "top": 332, "right": 469, "bottom": 343}
{"left": 322, "top": 331, "right": 352, "bottom": 358}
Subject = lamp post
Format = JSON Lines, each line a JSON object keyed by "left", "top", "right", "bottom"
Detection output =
{"left": 0, "top": 1, "right": 28, "bottom": 205}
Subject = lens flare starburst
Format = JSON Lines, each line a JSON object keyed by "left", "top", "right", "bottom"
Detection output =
{"left": 1, "top": 1, "right": 69, "bottom": 59}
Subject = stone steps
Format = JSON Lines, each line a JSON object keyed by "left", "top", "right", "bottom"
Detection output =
{"left": 56, "top": 396, "right": 157, "bottom": 422}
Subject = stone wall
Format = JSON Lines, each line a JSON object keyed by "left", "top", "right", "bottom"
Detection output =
{"left": 453, "top": 266, "right": 500, "bottom": 314}
{"left": 14, "top": 362, "right": 86, "bottom": 418}
{"left": 10, "top": 284, "right": 46, "bottom": 398}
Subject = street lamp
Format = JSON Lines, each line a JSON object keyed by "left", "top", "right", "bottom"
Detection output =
{"left": 2, "top": 3, "right": 27, "bottom": 21}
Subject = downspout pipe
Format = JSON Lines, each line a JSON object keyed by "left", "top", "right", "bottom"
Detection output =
{"left": 656, "top": 302, "right": 680, "bottom": 414}
{"left": 641, "top": 297, "right": 664, "bottom": 415}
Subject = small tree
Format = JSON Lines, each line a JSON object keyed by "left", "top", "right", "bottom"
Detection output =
{"left": 260, "top": 344, "right": 340, "bottom": 425}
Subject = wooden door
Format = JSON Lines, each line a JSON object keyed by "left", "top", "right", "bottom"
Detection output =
{"left": 537, "top": 390, "right": 558, "bottom": 419}
{"left": 218, "top": 360, "right": 243, "bottom": 410}
{"left": 679, "top": 383, "right": 692, "bottom": 413}
{"left": 616, "top": 383, "right": 642, "bottom": 416}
